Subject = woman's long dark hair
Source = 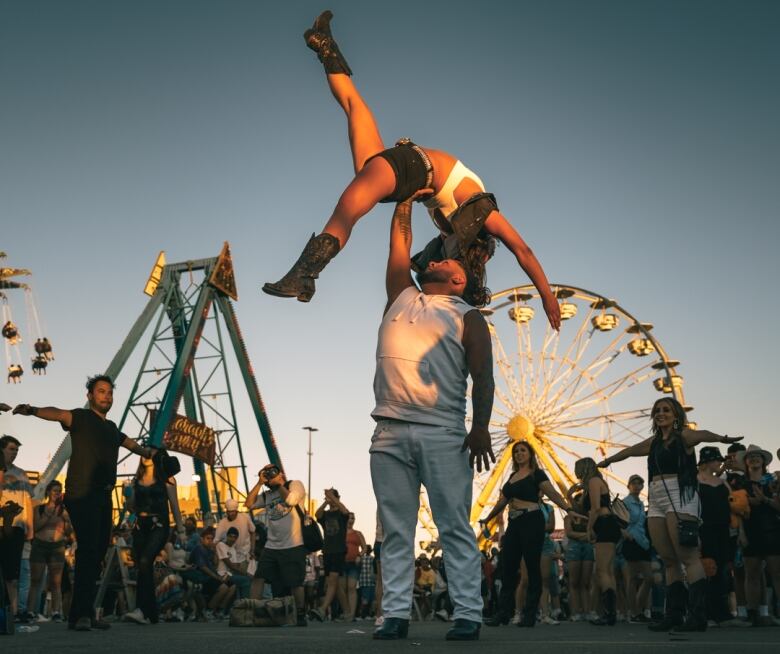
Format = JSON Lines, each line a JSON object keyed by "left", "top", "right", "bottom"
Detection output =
{"left": 650, "top": 397, "right": 696, "bottom": 501}
{"left": 461, "top": 234, "right": 495, "bottom": 308}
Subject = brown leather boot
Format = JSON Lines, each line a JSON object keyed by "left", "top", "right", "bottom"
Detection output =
{"left": 262, "top": 233, "right": 340, "bottom": 302}
{"left": 303, "top": 11, "right": 352, "bottom": 75}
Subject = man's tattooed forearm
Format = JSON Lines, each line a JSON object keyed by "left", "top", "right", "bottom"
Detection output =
{"left": 393, "top": 200, "right": 412, "bottom": 242}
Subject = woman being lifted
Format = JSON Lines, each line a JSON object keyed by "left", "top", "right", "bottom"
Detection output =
{"left": 263, "top": 10, "right": 560, "bottom": 329}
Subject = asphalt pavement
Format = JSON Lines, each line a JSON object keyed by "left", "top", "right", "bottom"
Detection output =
{"left": 3, "top": 618, "right": 780, "bottom": 654}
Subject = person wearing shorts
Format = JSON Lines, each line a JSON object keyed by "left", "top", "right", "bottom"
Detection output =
{"left": 342, "top": 512, "right": 366, "bottom": 620}
{"left": 599, "top": 397, "right": 742, "bottom": 632}
{"left": 309, "top": 488, "right": 350, "bottom": 622}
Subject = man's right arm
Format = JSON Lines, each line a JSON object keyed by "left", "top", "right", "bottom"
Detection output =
{"left": 13, "top": 405, "right": 72, "bottom": 429}
{"left": 385, "top": 199, "right": 415, "bottom": 313}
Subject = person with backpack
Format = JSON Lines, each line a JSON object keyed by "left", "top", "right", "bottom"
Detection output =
{"left": 244, "top": 463, "right": 308, "bottom": 626}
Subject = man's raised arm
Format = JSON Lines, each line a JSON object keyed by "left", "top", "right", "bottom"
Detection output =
{"left": 385, "top": 198, "right": 415, "bottom": 312}
{"left": 13, "top": 404, "right": 72, "bottom": 429}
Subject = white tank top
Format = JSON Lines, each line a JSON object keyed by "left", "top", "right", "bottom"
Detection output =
{"left": 372, "top": 286, "right": 473, "bottom": 429}
{"left": 423, "top": 160, "right": 486, "bottom": 221}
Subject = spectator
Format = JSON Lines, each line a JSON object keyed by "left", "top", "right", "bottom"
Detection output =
{"left": 563, "top": 487, "right": 593, "bottom": 622}
{"left": 304, "top": 552, "right": 320, "bottom": 612}
{"left": 696, "top": 446, "right": 746, "bottom": 627}
{"left": 189, "top": 527, "right": 235, "bottom": 619}
{"left": 622, "top": 475, "right": 652, "bottom": 623}
{"left": 182, "top": 517, "right": 201, "bottom": 552}
{"left": 215, "top": 527, "right": 252, "bottom": 600}
{"left": 215, "top": 498, "right": 255, "bottom": 562}
{"left": 310, "top": 488, "right": 350, "bottom": 622}
{"left": 26, "top": 480, "right": 71, "bottom": 623}
{"left": 357, "top": 545, "right": 375, "bottom": 619}
{"left": 245, "top": 463, "right": 307, "bottom": 626}
{"left": 735, "top": 444, "right": 780, "bottom": 626}
{"left": 415, "top": 556, "right": 436, "bottom": 618}
{"left": 343, "top": 512, "right": 366, "bottom": 620}
{"left": 0, "top": 435, "right": 33, "bottom": 620}
{"left": 577, "top": 457, "right": 620, "bottom": 626}
{"left": 123, "top": 450, "right": 185, "bottom": 625}
{"left": 13, "top": 375, "right": 155, "bottom": 631}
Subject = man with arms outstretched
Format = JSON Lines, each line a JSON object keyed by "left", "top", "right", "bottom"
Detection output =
{"left": 370, "top": 195, "right": 495, "bottom": 641}
{"left": 14, "top": 374, "right": 154, "bottom": 631}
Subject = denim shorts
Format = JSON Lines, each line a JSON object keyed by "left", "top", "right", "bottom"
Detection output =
{"left": 565, "top": 539, "right": 594, "bottom": 562}
{"left": 344, "top": 561, "right": 360, "bottom": 580}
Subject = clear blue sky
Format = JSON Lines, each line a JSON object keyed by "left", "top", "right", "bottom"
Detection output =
{"left": 1, "top": 1, "right": 779, "bottom": 538}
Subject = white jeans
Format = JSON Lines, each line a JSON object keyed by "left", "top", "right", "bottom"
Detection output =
{"left": 370, "top": 419, "right": 482, "bottom": 623}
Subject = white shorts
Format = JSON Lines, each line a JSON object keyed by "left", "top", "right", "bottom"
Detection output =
{"left": 648, "top": 477, "right": 700, "bottom": 519}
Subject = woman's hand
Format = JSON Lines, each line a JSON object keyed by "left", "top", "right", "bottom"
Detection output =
{"left": 720, "top": 435, "right": 744, "bottom": 445}
{"left": 587, "top": 529, "right": 596, "bottom": 544}
{"left": 541, "top": 293, "right": 561, "bottom": 332}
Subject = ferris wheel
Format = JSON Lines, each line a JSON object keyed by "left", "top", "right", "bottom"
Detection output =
{"left": 417, "top": 283, "right": 689, "bottom": 549}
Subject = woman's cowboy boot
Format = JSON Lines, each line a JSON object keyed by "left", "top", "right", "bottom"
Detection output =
{"left": 672, "top": 579, "right": 708, "bottom": 632}
{"left": 304, "top": 11, "right": 352, "bottom": 75}
{"left": 590, "top": 589, "right": 617, "bottom": 626}
{"left": 262, "top": 233, "right": 340, "bottom": 302}
{"left": 648, "top": 581, "right": 686, "bottom": 631}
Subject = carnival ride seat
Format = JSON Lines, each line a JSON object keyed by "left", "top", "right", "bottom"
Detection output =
{"left": 2, "top": 321, "right": 19, "bottom": 341}
{"left": 32, "top": 355, "right": 48, "bottom": 375}
{"left": 7, "top": 364, "right": 23, "bottom": 383}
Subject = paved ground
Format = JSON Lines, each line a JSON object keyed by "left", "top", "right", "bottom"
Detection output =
{"left": 4, "top": 619, "right": 780, "bottom": 653}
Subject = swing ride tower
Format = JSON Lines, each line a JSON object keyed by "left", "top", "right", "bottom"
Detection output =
{"left": 35, "top": 244, "right": 282, "bottom": 516}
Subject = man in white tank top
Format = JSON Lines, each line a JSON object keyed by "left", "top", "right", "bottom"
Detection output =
{"left": 370, "top": 195, "right": 495, "bottom": 642}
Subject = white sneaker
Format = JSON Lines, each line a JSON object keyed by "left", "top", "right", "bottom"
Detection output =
{"left": 511, "top": 611, "right": 522, "bottom": 625}
{"left": 435, "top": 609, "right": 449, "bottom": 622}
{"left": 123, "top": 608, "right": 149, "bottom": 625}
{"left": 374, "top": 615, "right": 384, "bottom": 627}
{"left": 540, "top": 615, "right": 560, "bottom": 625}
{"left": 34, "top": 613, "right": 51, "bottom": 623}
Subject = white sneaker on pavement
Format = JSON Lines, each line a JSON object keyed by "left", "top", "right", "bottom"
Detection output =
{"left": 540, "top": 615, "right": 560, "bottom": 625}
{"left": 374, "top": 615, "right": 385, "bottom": 627}
{"left": 123, "top": 608, "right": 150, "bottom": 625}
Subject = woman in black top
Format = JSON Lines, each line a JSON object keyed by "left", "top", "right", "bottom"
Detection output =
{"left": 124, "top": 449, "right": 184, "bottom": 625}
{"left": 482, "top": 440, "right": 570, "bottom": 627}
{"left": 575, "top": 457, "right": 620, "bottom": 626}
{"left": 696, "top": 446, "right": 739, "bottom": 626}
{"left": 599, "top": 397, "right": 742, "bottom": 632}
{"left": 735, "top": 444, "right": 780, "bottom": 626}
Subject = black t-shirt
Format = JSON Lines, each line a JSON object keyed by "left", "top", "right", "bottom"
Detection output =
{"left": 64, "top": 408, "right": 124, "bottom": 499}
{"left": 502, "top": 469, "right": 549, "bottom": 502}
{"left": 319, "top": 509, "right": 348, "bottom": 554}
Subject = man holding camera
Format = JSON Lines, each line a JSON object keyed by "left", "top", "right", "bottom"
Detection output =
{"left": 245, "top": 463, "right": 307, "bottom": 626}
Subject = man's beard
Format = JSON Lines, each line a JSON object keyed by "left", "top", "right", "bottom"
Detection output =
{"left": 416, "top": 268, "right": 449, "bottom": 285}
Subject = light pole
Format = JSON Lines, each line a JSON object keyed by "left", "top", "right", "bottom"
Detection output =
{"left": 302, "top": 426, "right": 319, "bottom": 512}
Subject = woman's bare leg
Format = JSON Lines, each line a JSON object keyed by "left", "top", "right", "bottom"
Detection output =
{"left": 321, "top": 156, "right": 396, "bottom": 247}
{"left": 326, "top": 74, "right": 385, "bottom": 174}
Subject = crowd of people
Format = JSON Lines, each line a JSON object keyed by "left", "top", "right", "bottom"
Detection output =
{"left": 2, "top": 395, "right": 779, "bottom": 637}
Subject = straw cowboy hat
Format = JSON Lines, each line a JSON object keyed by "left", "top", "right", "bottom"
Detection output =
{"left": 737, "top": 444, "right": 773, "bottom": 466}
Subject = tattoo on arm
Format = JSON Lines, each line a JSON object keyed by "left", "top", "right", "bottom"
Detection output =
{"left": 393, "top": 200, "right": 412, "bottom": 245}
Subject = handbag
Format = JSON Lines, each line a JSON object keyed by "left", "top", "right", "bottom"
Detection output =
{"left": 609, "top": 495, "right": 630, "bottom": 528}
{"left": 295, "top": 504, "right": 324, "bottom": 553}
